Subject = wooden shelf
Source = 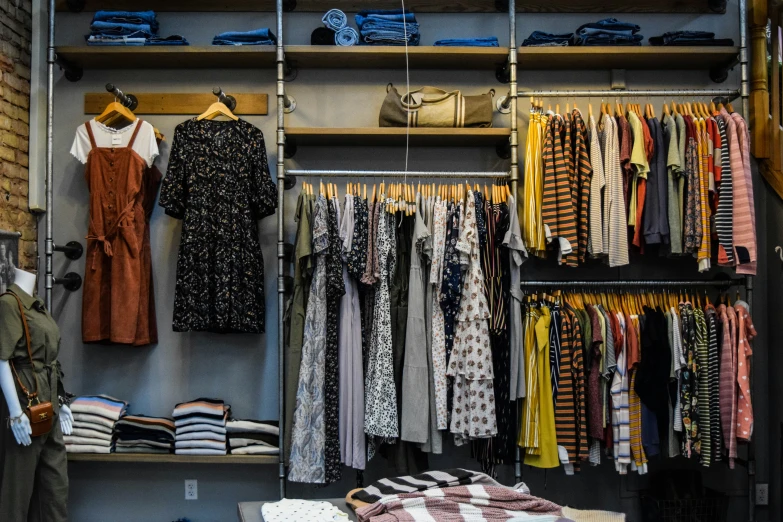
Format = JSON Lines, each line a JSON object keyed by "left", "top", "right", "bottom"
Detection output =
{"left": 55, "top": 46, "right": 276, "bottom": 70}
{"left": 517, "top": 46, "right": 738, "bottom": 71}
{"left": 285, "top": 127, "right": 510, "bottom": 148}
{"left": 285, "top": 46, "right": 508, "bottom": 70}
{"left": 57, "top": 46, "right": 737, "bottom": 75}
{"left": 56, "top": 0, "right": 726, "bottom": 13}
{"left": 67, "top": 453, "right": 278, "bottom": 464}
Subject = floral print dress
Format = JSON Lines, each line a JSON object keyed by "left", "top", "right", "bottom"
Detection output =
{"left": 448, "top": 192, "right": 496, "bottom": 444}
{"left": 159, "top": 118, "right": 277, "bottom": 333}
{"left": 288, "top": 196, "right": 329, "bottom": 483}
{"left": 429, "top": 198, "right": 449, "bottom": 430}
{"left": 364, "top": 199, "right": 399, "bottom": 440}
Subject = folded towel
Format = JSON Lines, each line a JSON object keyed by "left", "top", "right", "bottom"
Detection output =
{"left": 175, "top": 440, "right": 226, "bottom": 451}
{"left": 175, "top": 448, "right": 227, "bottom": 456}
{"left": 231, "top": 445, "right": 279, "bottom": 455}
{"left": 66, "top": 444, "right": 113, "bottom": 454}
{"left": 73, "top": 413, "right": 117, "bottom": 430}
{"left": 176, "top": 424, "right": 226, "bottom": 435}
{"left": 225, "top": 419, "right": 279, "bottom": 435}
{"left": 176, "top": 431, "right": 226, "bottom": 442}
{"left": 70, "top": 396, "right": 127, "bottom": 421}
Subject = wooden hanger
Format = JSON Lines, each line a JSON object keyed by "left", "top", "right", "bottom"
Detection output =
{"left": 663, "top": 103, "right": 670, "bottom": 117}
{"left": 96, "top": 99, "right": 137, "bottom": 131}
{"left": 197, "top": 99, "right": 239, "bottom": 121}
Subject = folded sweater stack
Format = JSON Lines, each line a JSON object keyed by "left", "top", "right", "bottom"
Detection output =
{"left": 115, "top": 415, "right": 175, "bottom": 454}
{"left": 173, "top": 398, "right": 230, "bottom": 456}
{"left": 227, "top": 419, "right": 279, "bottom": 455}
{"left": 66, "top": 395, "right": 127, "bottom": 454}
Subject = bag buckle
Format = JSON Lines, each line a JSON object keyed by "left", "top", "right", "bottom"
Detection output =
{"left": 27, "top": 394, "right": 40, "bottom": 408}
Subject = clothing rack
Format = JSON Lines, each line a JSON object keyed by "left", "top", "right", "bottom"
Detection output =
{"left": 105, "top": 83, "right": 138, "bottom": 111}
{"left": 517, "top": 89, "right": 740, "bottom": 100}
{"left": 285, "top": 170, "right": 510, "bottom": 179}
{"left": 518, "top": 279, "right": 746, "bottom": 289}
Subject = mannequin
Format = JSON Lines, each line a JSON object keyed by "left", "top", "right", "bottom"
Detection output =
{"left": 0, "top": 267, "right": 70, "bottom": 521}
{"left": 0, "top": 269, "right": 72, "bottom": 444}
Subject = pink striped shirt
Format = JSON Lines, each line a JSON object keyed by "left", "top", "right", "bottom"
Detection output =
{"left": 723, "top": 110, "right": 756, "bottom": 275}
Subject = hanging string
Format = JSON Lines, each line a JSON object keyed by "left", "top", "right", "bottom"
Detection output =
{"left": 401, "top": 0, "right": 410, "bottom": 180}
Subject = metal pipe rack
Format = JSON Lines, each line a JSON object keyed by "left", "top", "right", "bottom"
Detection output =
{"left": 519, "top": 279, "right": 745, "bottom": 289}
{"left": 285, "top": 170, "right": 510, "bottom": 178}
{"left": 517, "top": 89, "right": 741, "bottom": 100}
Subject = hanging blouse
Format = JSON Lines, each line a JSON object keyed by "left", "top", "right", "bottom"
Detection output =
{"left": 159, "top": 118, "right": 277, "bottom": 333}
{"left": 429, "top": 198, "right": 449, "bottom": 430}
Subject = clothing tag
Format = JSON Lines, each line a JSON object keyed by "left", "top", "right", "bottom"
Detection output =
{"left": 111, "top": 134, "right": 122, "bottom": 146}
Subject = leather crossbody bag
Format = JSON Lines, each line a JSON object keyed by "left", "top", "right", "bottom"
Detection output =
{"left": 379, "top": 84, "right": 494, "bottom": 128}
{"left": 5, "top": 292, "right": 54, "bottom": 437}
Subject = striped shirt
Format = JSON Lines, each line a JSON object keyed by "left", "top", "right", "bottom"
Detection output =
{"left": 541, "top": 114, "right": 578, "bottom": 266}
{"left": 694, "top": 307, "right": 712, "bottom": 465}
{"left": 627, "top": 315, "right": 647, "bottom": 473}
{"left": 715, "top": 117, "right": 735, "bottom": 265}
{"left": 610, "top": 326, "right": 631, "bottom": 474}
{"left": 729, "top": 112, "right": 757, "bottom": 275}
{"left": 705, "top": 306, "right": 723, "bottom": 462}
{"left": 572, "top": 110, "right": 593, "bottom": 263}
{"left": 554, "top": 307, "right": 588, "bottom": 469}
{"left": 587, "top": 114, "right": 606, "bottom": 256}
{"left": 602, "top": 114, "right": 629, "bottom": 267}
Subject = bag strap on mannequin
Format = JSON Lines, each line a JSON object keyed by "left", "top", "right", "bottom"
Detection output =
{"left": 2, "top": 291, "right": 40, "bottom": 405}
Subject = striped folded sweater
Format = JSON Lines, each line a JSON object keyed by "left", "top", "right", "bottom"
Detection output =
{"left": 172, "top": 398, "right": 228, "bottom": 420}
{"left": 115, "top": 415, "right": 175, "bottom": 439}
{"left": 73, "top": 413, "right": 116, "bottom": 431}
{"left": 70, "top": 396, "right": 127, "bottom": 421}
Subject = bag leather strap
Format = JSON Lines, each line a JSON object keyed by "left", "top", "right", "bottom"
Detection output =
{"left": 2, "top": 291, "right": 40, "bottom": 402}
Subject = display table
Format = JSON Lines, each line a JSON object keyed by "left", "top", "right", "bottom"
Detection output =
{"left": 237, "top": 499, "right": 358, "bottom": 522}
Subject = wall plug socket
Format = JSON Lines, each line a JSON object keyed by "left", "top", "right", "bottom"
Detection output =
{"left": 185, "top": 479, "right": 198, "bottom": 500}
{"left": 755, "top": 483, "right": 768, "bottom": 506}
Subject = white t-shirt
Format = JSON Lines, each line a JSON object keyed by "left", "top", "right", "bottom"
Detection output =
{"left": 70, "top": 119, "right": 159, "bottom": 168}
{"left": 260, "top": 499, "right": 349, "bottom": 522}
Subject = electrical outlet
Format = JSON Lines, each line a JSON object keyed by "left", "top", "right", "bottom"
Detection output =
{"left": 185, "top": 479, "right": 198, "bottom": 500}
{"left": 756, "top": 483, "right": 769, "bottom": 506}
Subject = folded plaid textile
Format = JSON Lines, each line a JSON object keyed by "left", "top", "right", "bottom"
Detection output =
{"left": 352, "top": 469, "right": 506, "bottom": 504}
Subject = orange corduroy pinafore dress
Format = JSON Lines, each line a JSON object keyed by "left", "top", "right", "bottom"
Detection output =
{"left": 81, "top": 120, "right": 154, "bottom": 345}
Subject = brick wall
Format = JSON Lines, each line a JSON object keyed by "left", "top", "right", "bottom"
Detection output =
{"left": 0, "top": 0, "right": 33, "bottom": 270}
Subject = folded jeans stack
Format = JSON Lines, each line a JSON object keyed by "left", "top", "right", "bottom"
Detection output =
{"left": 65, "top": 395, "right": 128, "bottom": 454}
{"left": 572, "top": 18, "right": 643, "bottom": 46}
{"left": 521, "top": 30, "right": 573, "bottom": 47}
{"left": 355, "top": 9, "right": 420, "bottom": 46}
{"left": 85, "top": 10, "right": 188, "bottom": 46}
{"left": 434, "top": 37, "right": 499, "bottom": 47}
{"left": 212, "top": 28, "right": 276, "bottom": 46}
{"left": 173, "top": 398, "right": 230, "bottom": 455}
{"left": 226, "top": 419, "right": 279, "bottom": 455}
{"left": 322, "top": 9, "right": 359, "bottom": 46}
{"left": 114, "top": 414, "right": 176, "bottom": 454}
{"left": 649, "top": 30, "right": 734, "bottom": 46}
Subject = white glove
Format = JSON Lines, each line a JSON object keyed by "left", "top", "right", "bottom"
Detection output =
{"left": 10, "top": 412, "right": 31, "bottom": 446}
{"left": 60, "top": 404, "right": 73, "bottom": 435}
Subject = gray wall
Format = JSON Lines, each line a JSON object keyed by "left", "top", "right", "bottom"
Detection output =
{"left": 40, "top": 4, "right": 767, "bottom": 521}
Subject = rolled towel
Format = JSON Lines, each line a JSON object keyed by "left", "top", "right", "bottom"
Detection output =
{"left": 322, "top": 9, "right": 348, "bottom": 31}
{"left": 311, "top": 27, "right": 336, "bottom": 45}
{"left": 336, "top": 27, "right": 359, "bottom": 46}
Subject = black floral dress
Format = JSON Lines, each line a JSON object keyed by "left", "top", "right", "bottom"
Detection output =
{"left": 159, "top": 118, "right": 277, "bottom": 333}
{"left": 324, "top": 198, "right": 345, "bottom": 483}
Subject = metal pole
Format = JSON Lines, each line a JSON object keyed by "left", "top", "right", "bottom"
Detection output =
{"left": 276, "top": 0, "right": 286, "bottom": 501}
{"left": 517, "top": 89, "right": 741, "bottom": 99}
{"left": 508, "top": 0, "right": 522, "bottom": 487}
{"left": 44, "top": 0, "right": 54, "bottom": 309}
{"left": 518, "top": 280, "right": 744, "bottom": 288}
{"left": 285, "top": 170, "right": 510, "bottom": 178}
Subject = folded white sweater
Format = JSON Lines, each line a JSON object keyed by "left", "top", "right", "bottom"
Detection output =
{"left": 231, "top": 446, "right": 279, "bottom": 455}
{"left": 176, "top": 424, "right": 226, "bottom": 435}
{"left": 175, "top": 448, "right": 227, "bottom": 456}
{"left": 176, "top": 431, "right": 226, "bottom": 442}
{"left": 175, "top": 440, "right": 226, "bottom": 451}
{"left": 66, "top": 444, "right": 112, "bottom": 454}
{"left": 64, "top": 435, "right": 112, "bottom": 447}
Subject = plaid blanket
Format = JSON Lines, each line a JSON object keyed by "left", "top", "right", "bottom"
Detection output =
{"left": 356, "top": 484, "right": 564, "bottom": 521}
{"left": 352, "top": 469, "right": 511, "bottom": 504}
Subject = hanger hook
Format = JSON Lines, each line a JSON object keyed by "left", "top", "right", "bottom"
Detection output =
{"left": 776, "top": 245, "right": 783, "bottom": 262}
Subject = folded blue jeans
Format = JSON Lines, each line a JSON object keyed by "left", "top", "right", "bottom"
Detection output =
{"left": 212, "top": 28, "right": 277, "bottom": 44}
{"left": 575, "top": 18, "right": 640, "bottom": 33}
{"left": 361, "top": 30, "right": 420, "bottom": 45}
{"left": 90, "top": 21, "right": 154, "bottom": 37}
{"left": 576, "top": 34, "right": 643, "bottom": 46}
{"left": 434, "top": 37, "right": 499, "bottom": 47}
{"left": 93, "top": 10, "right": 158, "bottom": 31}
{"left": 521, "top": 30, "right": 573, "bottom": 46}
{"left": 355, "top": 9, "right": 416, "bottom": 28}
{"left": 146, "top": 35, "right": 189, "bottom": 46}
{"left": 322, "top": 9, "right": 348, "bottom": 31}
